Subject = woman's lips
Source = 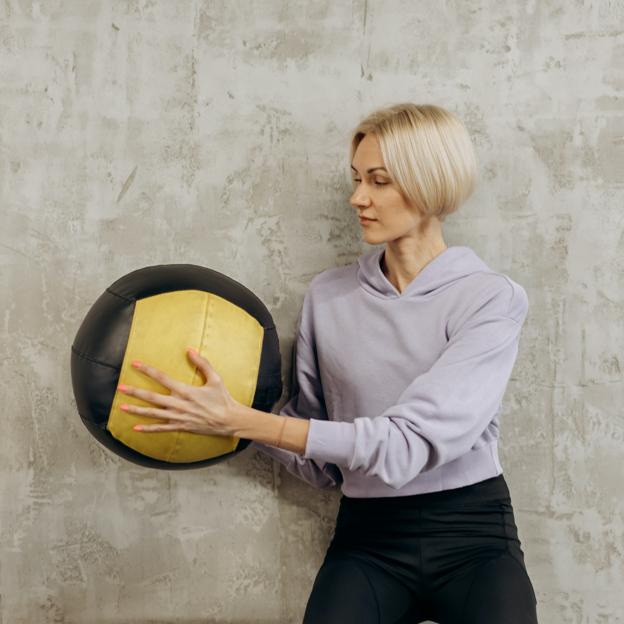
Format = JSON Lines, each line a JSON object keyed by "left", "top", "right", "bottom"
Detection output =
{"left": 359, "top": 217, "right": 377, "bottom": 225}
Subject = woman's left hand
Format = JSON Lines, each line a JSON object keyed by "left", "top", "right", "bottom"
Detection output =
{"left": 117, "top": 347, "right": 240, "bottom": 436}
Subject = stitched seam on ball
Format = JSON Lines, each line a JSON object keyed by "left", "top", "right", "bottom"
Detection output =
{"left": 71, "top": 345, "right": 119, "bottom": 370}
{"left": 105, "top": 288, "right": 135, "bottom": 303}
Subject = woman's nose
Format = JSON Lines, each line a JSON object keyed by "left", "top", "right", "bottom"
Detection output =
{"left": 350, "top": 190, "right": 370, "bottom": 207}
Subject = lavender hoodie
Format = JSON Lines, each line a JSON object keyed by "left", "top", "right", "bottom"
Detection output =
{"left": 251, "top": 245, "right": 529, "bottom": 497}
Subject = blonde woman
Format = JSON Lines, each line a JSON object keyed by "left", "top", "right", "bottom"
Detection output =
{"left": 251, "top": 103, "right": 539, "bottom": 623}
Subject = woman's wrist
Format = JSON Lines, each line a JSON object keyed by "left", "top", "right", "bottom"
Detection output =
{"left": 230, "top": 403, "right": 310, "bottom": 455}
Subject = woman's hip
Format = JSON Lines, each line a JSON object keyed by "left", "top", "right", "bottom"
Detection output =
{"left": 328, "top": 474, "right": 521, "bottom": 554}
{"left": 326, "top": 474, "right": 530, "bottom": 590}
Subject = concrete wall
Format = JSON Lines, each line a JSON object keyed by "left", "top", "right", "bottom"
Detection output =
{"left": 1, "top": 1, "right": 622, "bottom": 622}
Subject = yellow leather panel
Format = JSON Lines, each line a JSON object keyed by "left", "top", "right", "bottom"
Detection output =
{"left": 107, "top": 290, "right": 264, "bottom": 462}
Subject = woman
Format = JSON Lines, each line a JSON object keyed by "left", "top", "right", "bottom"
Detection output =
{"left": 121, "top": 102, "right": 539, "bottom": 623}
{"left": 251, "top": 103, "right": 539, "bottom": 623}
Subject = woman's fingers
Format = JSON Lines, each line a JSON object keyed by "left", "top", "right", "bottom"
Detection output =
{"left": 121, "top": 403, "right": 176, "bottom": 418}
{"left": 119, "top": 384, "right": 186, "bottom": 411}
{"left": 121, "top": 403, "right": 199, "bottom": 424}
{"left": 130, "top": 360, "right": 190, "bottom": 397}
{"left": 186, "top": 348, "right": 220, "bottom": 384}
{"left": 135, "top": 423, "right": 193, "bottom": 432}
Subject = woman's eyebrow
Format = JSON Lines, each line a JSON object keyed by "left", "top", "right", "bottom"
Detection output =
{"left": 350, "top": 165, "right": 388, "bottom": 173}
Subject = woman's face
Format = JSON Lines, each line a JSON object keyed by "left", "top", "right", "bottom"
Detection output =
{"left": 350, "top": 133, "right": 425, "bottom": 243}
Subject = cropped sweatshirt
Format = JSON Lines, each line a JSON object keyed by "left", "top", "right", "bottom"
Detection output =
{"left": 250, "top": 245, "right": 529, "bottom": 497}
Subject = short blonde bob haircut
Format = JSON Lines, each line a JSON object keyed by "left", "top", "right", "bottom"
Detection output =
{"left": 349, "top": 103, "right": 478, "bottom": 222}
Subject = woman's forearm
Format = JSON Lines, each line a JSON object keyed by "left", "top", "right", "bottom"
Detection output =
{"left": 230, "top": 403, "right": 310, "bottom": 455}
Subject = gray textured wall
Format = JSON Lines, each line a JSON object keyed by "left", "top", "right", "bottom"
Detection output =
{"left": 1, "top": 1, "right": 623, "bottom": 622}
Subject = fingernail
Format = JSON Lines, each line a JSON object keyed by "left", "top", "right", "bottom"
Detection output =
{"left": 134, "top": 425, "right": 143, "bottom": 431}
{"left": 118, "top": 384, "right": 127, "bottom": 392}
{"left": 120, "top": 404, "right": 129, "bottom": 410}
{"left": 131, "top": 360, "right": 141, "bottom": 368}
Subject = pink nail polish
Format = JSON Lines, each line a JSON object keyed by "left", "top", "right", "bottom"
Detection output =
{"left": 131, "top": 360, "right": 141, "bottom": 368}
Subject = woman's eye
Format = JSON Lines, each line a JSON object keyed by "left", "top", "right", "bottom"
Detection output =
{"left": 352, "top": 179, "right": 387, "bottom": 186}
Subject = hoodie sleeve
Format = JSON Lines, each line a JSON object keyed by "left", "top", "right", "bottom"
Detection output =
{"left": 302, "top": 281, "right": 529, "bottom": 490}
{"left": 249, "top": 290, "right": 343, "bottom": 490}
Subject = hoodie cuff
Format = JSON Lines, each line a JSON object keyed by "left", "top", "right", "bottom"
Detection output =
{"left": 303, "top": 419, "right": 356, "bottom": 467}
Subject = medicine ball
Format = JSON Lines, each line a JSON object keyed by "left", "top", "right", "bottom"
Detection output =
{"left": 70, "top": 264, "right": 283, "bottom": 470}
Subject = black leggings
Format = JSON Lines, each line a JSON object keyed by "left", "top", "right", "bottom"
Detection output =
{"left": 303, "top": 474, "right": 538, "bottom": 624}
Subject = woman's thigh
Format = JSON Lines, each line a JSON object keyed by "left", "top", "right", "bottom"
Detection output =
{"left": 433, "top": 548, "right": 538, "bottom": 624}
{"left": 412, "top": 484, "right": 538, "bottom": 623}
{"left": 302, "top": 552, "right": 427, "bottom": 624}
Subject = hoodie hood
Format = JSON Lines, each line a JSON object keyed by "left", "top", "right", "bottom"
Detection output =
{"left": 356, "top": 245, "right": 490, "bottom": 299}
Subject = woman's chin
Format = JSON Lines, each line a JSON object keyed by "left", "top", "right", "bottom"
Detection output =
{"left": 362, "top": 228, "right": 382, "bottom": 241}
